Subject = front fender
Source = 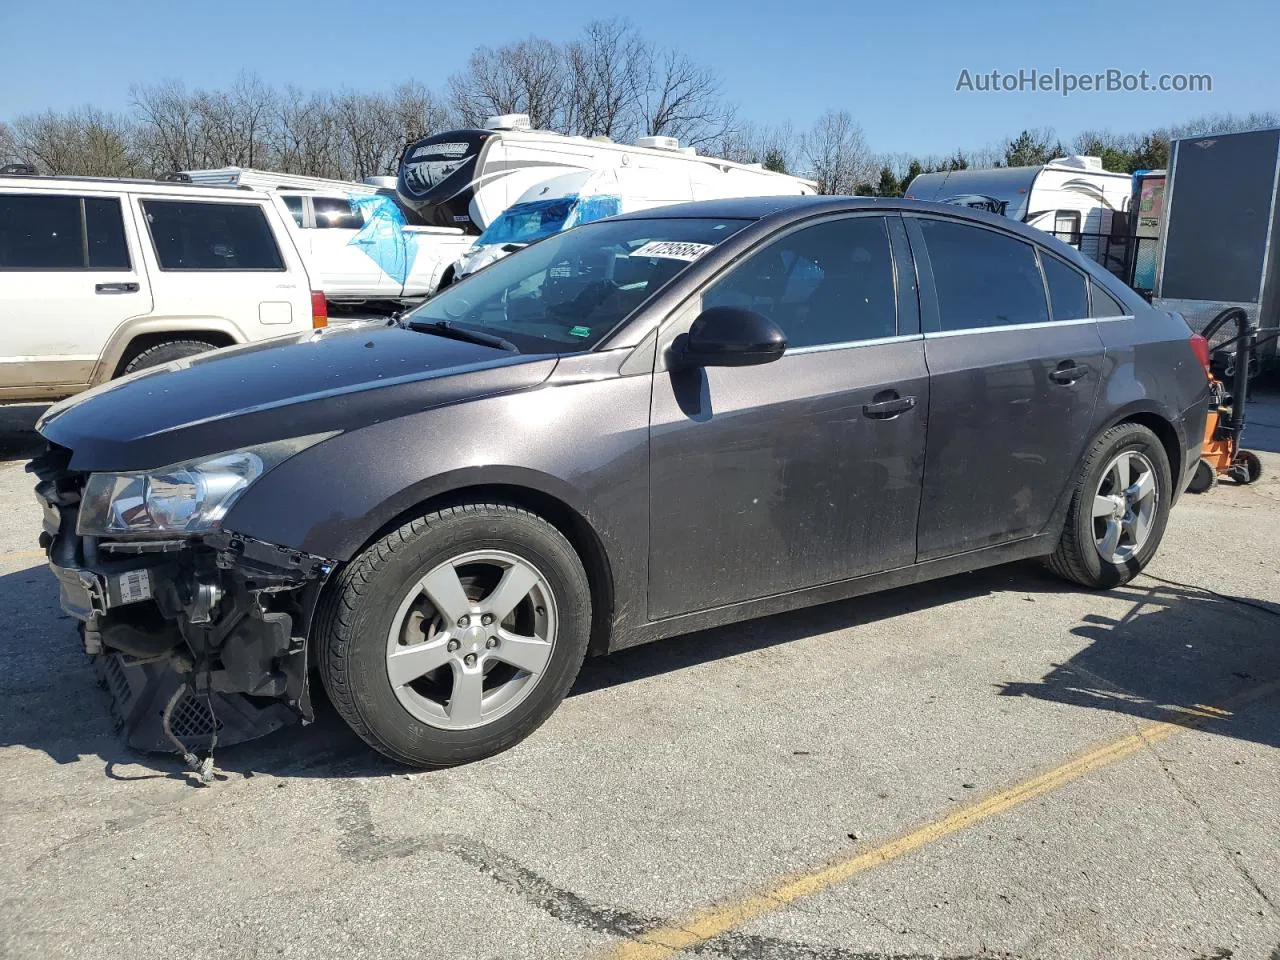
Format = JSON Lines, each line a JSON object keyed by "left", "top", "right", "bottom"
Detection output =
{"left": 221, "top": 373, "right": 653, "bottom": 632}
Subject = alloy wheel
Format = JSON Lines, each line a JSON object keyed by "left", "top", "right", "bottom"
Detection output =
{"left": 384, "top": 550, "right": 558, "bottom": 730}
{"left": 1091, "top": 450, "right": 1159, "bottom": 565}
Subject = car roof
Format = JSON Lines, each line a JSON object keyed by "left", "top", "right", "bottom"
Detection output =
{"left": 611, "top": 194, "right": 1096, "bottom": 263}
{"left": 0, "top": 174, "right": 268, "bottom": 199}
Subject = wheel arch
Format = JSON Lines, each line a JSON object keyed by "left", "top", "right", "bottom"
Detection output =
{"left": 98, "top": 319, "right": 245, "bottom": 381}
{"left": 341, "top": 479, "right": 616, "bottom": 658}
{"left": 1097, "top": 403, "right": 1185, "bottom": 498}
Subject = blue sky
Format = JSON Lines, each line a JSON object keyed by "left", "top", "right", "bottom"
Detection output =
{"left": 1, "top": 0, "right": 1275, "bottom": 156}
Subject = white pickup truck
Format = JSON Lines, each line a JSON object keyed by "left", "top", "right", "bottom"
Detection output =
{"left": 185, "top": 168, "right": 475, "bottom": 313}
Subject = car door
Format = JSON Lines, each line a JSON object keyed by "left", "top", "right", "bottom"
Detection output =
{"left": 647, "top": 213, "right": 929, "bottom": 620}
{"left": 305, "top": 195, "right": 382, "bottom": 297}
{"left": 905, "top": 214, "right": 1105, "bottom": 560}
{"left": 137, "top": 195, "right": 304, "bottom": 337}
{"left": 0, "top": 189, "right": 153, "bottom": 393}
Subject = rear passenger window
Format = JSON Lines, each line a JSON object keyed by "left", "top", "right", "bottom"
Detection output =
{"left": 0, "top": 194, "right": 83, "bottom": 269}
{"left": 1040, "top": 253, "right": 1089, "bottom": 321}
{"left": 84, "top": 198, "right": 131, "bottom": 270}
{"left": 143, "top": 200, "right": 284, "bottom": 271}
{"left": 702, "top": 216, "right": 897, "bottom": 348}
{"left": 0, "top": 194, "right": 131, "bottom": 270}
{"left": 312, "top": 196, "right": 364, "bottom": 230}
{"left": 1089, "top": 280, "right": 1129, "bottom": 318}
{"left": 918, "top": 219, "right": 1048, "bottom": 331}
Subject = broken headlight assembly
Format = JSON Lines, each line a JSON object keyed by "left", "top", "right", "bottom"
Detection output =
{"left": 76, "top": 435, "right": 333, "bottom": 538}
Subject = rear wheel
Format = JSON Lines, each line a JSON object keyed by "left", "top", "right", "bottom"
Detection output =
{"left": 121, "top": 338, "right": 218, "bottom": 375}
{"left": 1047, "top": 423, "right": 1172, "bottom": 588}
{"left": 316, "top": 503, "right": 591, "bottom": 768}
{"left": 1228, "top": 450, "right": 1263, "bottom": 485}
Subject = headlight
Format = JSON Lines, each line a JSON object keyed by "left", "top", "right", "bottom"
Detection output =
{"left": 77, "top": 435, "right": 333, "bottom": 538}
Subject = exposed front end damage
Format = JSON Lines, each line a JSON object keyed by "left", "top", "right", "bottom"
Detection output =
{"left": 29, "top": 444, "right": 334, "bottom": 765}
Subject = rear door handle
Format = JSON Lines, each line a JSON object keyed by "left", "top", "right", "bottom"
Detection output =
{"left": 95, "top": 282, "right": 139, "bottom": 294}
{"left": 1049, "top": 361, "right": 1087, "bottom": 384}
{"left": 862, "top": 392, "right": 917, "bottom": 419}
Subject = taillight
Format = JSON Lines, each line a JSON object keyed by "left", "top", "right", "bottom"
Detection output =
{"left": 1189, "top": 332, "right": 1210, "bottom": 377}
{"left": 311, "top": 291, "right": 328, "bottom": 329}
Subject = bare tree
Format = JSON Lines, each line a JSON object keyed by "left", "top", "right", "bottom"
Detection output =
{"left": 641, "top": 49, "right": 732, "bottom": 146}
{"left": 802, "top": 109, "right": 872, "bottom": 194}
{"left": 10, "top": 107, "right": 143, "bottom": 176}
{"left": 275, "top": 86, "right": 341, "bottom": 178}
{"left": 447, "top": 38, "right": 566, "bottom": 129}
{"left": 564, "top": 18, "right": 647, "bottom": 140}
{"left": 131, "top": 79, "right": 213, "bottom": 172}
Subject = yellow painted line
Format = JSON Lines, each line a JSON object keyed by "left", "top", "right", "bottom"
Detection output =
{"left": 0, "top": 548, "right": 47, "bottom": 564}
{"left": 601, "top": 678, "right": 1280, "bottom": 960}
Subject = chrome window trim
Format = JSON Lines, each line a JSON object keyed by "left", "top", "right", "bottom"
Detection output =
{"left": 786, "top": 333, "right": 923, "bottom": 355}
{"left": 922, "top": 315, "right": 1130, "bottom": 339}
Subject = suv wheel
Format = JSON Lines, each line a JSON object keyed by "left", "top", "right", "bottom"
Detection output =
{"left": 1047, "top": 423, "right": 1172, "bottom": 588}
{"left": 315, "top": 503, "right": 592, "bottom": 768}
{"left": 121, "top": 339, "right": 218, "bottom": 375}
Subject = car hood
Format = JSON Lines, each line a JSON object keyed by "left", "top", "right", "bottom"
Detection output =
{"left": 38, "top": 322, "right": 558, "bottom": 472}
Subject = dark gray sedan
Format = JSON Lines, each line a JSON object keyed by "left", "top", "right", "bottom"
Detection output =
{"left": 30, "top": 197, "right": 1210, "bottom": 768}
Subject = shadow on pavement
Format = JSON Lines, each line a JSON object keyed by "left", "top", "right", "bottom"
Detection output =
{"left": 999, "top": 578, "right": 1280, "bottom": 748}
{"left": 0, "top": 403, "right": 50, "bottom": 462}
{"left": 3, "top": 555, "right": 1277, "bottom": 781}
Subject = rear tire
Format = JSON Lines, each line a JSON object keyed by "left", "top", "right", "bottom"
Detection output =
{"left": 315, "top": 503, "right": 591, "bottom": 768}
{"left": 121, "top": 339, "right": 218, "bottom": 375}
{"left": 1046, "top": 423, "right": 1172, "bottom": 589}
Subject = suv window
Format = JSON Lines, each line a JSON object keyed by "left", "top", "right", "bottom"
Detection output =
{"left": 312, "top": 196, "right": 364, "bottom": 230}
{"left": 702, "top": 216, "right": 897, "bottom": 348}
{"left": 1040, "top": 253, "right": 1089, "bottom": 321}
{"left": 84, "top": 198, "right": 131, "bottom": 270}
{"left": 1090, "top": 279, "right": 1129, "bottom": 318}
{"left": 917, "top": 218, "right": 1048, "bottom": 331}
{"left": 282, "top": 195, "right": 305, "bottom": 228}
{"left": 142, "top": 200, "right": 285, "bottom": 271}
{"left": 0, "top": 193, "right": 131, "bottom": 271}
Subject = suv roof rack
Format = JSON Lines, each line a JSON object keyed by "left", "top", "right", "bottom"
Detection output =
{"left": 1, "top": 163, "right": 38, "bottom": 176}
{"left": 157, "top": 171, "right": 193, "bottom": 183}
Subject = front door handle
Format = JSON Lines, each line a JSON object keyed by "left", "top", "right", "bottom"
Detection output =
{"left": 1050, "top": 361, "right": 1087, "bottom": 384}
{"left": 95, "top": 282, "right": 139, "bottom": 294}
{"left": 863, "top": 392, "right": 917, "bottom": 419}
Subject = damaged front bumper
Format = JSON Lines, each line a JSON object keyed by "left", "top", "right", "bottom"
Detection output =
{"left": 30, "top": 445, "right": 335, "bottom": 754}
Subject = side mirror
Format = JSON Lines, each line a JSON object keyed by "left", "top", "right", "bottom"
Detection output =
{"left": 678, "top": 306, "right": 787, "bottom": 368}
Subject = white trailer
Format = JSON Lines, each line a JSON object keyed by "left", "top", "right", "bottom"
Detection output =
{"left": 396, "top": 115, "right": 815, "bottom": 255}
{"left": 184, "top": 167, "right": 474, "bottom": 310}
{"left": 905, "top": 156, "right": 1133, "bottom": 277}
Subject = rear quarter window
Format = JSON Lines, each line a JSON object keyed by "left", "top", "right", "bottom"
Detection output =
{"left": 1089, "top": 279, "right": 1130, "bottom": 318}
{"left": 142, "top": 199, "right": 285, "bottom": 271}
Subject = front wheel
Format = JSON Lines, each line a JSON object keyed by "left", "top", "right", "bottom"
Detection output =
{"left": 1046, "top": 423, "right": 1172, "bottom": 588}
{"left": 315, "top": 503, "right": 591, "bottom": 768}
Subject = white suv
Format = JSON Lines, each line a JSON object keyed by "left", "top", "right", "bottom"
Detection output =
{"left": 0, "top": 167, "right": 323, "bottom": 402}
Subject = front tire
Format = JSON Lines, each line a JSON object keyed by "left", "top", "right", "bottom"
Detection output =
{"left": 315, "top": 503, "right": 591, "bottom": 768}
{"left": 1047, "top": 423, "right": 1172, "bottom": 589}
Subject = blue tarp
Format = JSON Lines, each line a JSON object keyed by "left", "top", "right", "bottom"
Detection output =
{"left": 347, "top": 193, "right": 419, "bottom": 286}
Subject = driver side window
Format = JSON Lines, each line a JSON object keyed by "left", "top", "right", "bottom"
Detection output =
{"left": 702, "top": 216, "right": 897, "bottom": 349}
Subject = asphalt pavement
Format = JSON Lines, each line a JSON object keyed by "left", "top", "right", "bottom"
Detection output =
{"left": 1, "top": 398, "right": 1278, "bottom": 960}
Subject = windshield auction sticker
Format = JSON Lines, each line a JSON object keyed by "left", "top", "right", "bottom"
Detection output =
{"left": 630, "top": 241, "right": 714, "bottom": 262}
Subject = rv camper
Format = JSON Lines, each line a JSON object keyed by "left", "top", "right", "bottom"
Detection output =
{"left": 184, "top": 167, "right": 474, "bottom": 311}
{"left": 397, "top": 114, "right": 816, "bottom": 249}
{"left": 1151, "top": 127, "right": 1280, "bottom": 361}
{"left": 905, "top": 157, "right": 1133, "bottom": 277}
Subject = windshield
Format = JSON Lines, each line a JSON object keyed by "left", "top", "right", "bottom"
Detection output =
{"left": 407, "top": 217, "right": 749, "bottom": 352}
{"left": 478, "top": 197, "right": 578, "bottom": 246}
